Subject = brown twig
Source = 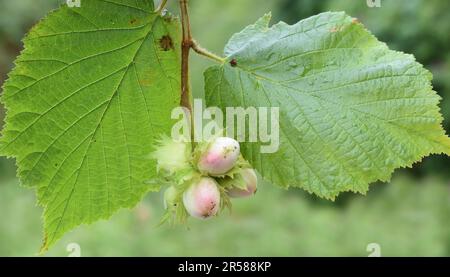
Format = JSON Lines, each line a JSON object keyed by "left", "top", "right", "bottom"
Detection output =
{"left": 179, "top": 0, "right": 225, "bottom": 112}
{"left": 179, "top": 0, "right": 192, "bottom": 111}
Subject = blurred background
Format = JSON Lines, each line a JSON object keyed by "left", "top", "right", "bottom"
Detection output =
{"left": 0, "top": 0, "right": 449, "bottom": 256}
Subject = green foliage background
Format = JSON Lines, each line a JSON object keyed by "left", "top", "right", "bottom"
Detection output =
{"left": 0, "top": 0, "right": 449, "bottom": 256}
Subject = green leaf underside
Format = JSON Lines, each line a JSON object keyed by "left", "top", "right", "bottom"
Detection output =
{"left": 0, "top": 0, "right": 180, "bottom": 250}
{"left": 205, "top": 12, "right": 450, "bottom": 199}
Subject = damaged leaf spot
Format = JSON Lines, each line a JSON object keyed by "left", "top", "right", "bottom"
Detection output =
{"left": 159, "top": 35, "right": 174, "bottom": 51}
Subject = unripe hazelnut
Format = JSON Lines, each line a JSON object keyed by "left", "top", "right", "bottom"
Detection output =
{"left": 183, "top": 177, "right": 221, "bottom": 219}
{"left": 197, "top": 137, "right": 240, "bottom": 176}
{"left": 227, "top": 168, "right": 258, "bottom": 198}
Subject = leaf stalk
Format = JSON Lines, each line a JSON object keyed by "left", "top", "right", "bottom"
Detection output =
{"left": 191, "top": 40, "right": 226, "bottom": 63}
{"left": 155, "top": 0, "right": 169, "bottom": 13}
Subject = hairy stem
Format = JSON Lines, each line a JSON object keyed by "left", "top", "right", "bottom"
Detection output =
{"left": 180, "top": 0, "right": 192, "bottom": 111}
{"left": 179, "top": 0, "right": 225, "bottom": 111}
{"left": 179, "top": 0, "right": 225, "bottom": 144}
{"left": 155, "top": 0, "right": 169, "bottom": 13}
{"left": 179, "top": 0, "right": 196, "bottom": 145}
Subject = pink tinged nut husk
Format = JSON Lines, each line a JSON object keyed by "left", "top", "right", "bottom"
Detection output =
{"left": 227, "top": 168, "right": 258, "bottom": 198}
{"left": 183, "top": 177, "right": 221, "bottom": 219}
{"left": 197, "top": 137, "right": 240, "bottom": 176}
